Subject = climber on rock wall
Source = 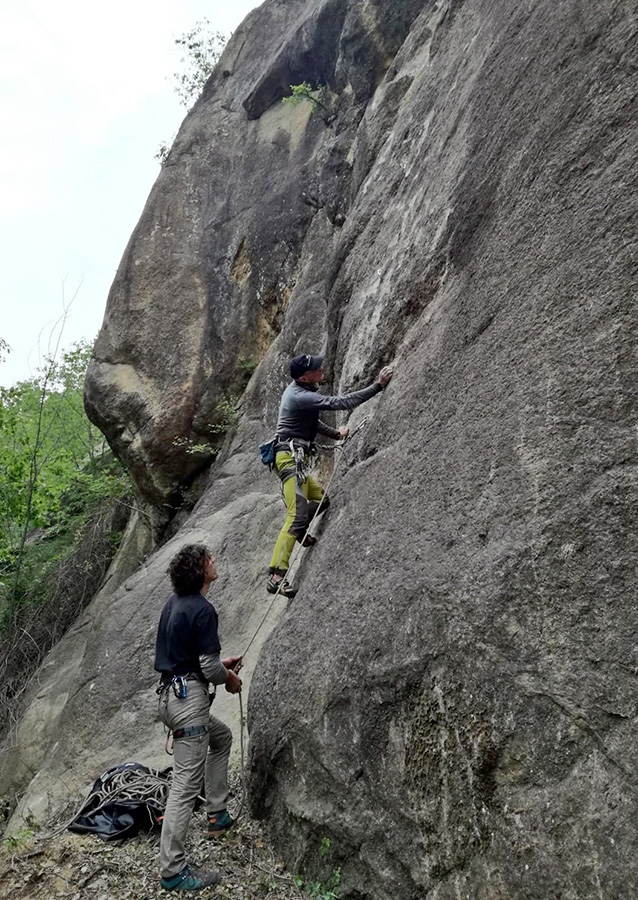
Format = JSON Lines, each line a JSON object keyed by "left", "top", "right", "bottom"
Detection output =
{"left": 267, "top": 354, "right": 393, "bottom": 598}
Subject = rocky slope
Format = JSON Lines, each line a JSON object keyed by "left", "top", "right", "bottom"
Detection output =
{"left": 2, "top": 0, "right": 637, "bottom": 898}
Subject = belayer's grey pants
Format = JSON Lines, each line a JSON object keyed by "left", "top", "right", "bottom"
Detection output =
{"left": 158, "top": 680, "right": 232, "bottom": 877}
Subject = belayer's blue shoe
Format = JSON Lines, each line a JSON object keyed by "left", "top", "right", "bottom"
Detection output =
{"left": 160, "top": 864, "right": 221, "bottom": 891}
{"left": 207, "top": 808, "right": 235, "bottom": 838}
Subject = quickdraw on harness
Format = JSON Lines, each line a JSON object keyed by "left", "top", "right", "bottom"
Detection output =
{"left": 156, "top": 674, "right": 189, "bottom": 700}
{"left": 291, "top": 440, "right": 314, "bottom": 484}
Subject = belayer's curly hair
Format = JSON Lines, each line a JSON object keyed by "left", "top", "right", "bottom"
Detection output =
{"left": 168, "top": 544, "right": 210, "bottom": 595}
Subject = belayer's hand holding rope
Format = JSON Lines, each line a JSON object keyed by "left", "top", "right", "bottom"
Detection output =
{"left": 223, "top": 656, "right": 243, "bottom": 693}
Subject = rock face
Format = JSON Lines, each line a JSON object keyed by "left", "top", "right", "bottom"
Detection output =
{"left": 3, "top": 0, "right": 636, "bottom": 898}
{"left": 83, "top": 0, "right": 428, "bottom": 512}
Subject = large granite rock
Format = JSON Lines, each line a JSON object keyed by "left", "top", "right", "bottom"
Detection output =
{"left": 84, "top": 0, "right": 426, "bottom": 511}
{"left": 3, "top": 0, "right": 637, "bottom": 898}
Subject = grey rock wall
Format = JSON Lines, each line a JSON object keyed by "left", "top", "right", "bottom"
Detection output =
{"left": 247, "top": 2, "right": 638, "bottom": 897}
{"left": 3, "top": 0, "right": 636, "bottom": 898}
{"left": 83, "top": 0, "right": 425, "bottom": 512}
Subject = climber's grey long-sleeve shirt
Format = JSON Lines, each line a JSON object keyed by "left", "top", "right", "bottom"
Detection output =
{"left": 275, "top": 379, "right": 383, "bottom": 443}
{"left": 199, "top": 653, "right": 229, "bottom": 685}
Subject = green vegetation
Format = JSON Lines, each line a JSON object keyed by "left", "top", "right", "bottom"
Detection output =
{"left": 0, "top": 341, "right": 133, "bottom": 734}
{"left": 173, "top": 19, "right": 228, "bottom": 107}
{"left": 155, "top": 132, "right": 177, "bottom": 165}
{"left": 295, "top": 838, "right": 341, "bottom": 899}
{"left": 156, "top": 20, "right": 229, "bottom": 163}
{"left": 2, "top": 825, "right": 34, "bottom": 851}
{"left": 236, "top": 354, "right": 258, "bottom": 377}
{"left": 0, "top": 342, "right": 126, "bottom": 583}
{"left": 282, "top": 82, "right": 329, "bottom": 114}
{"left": 172, "top": 396, "right": 239, "bottom": 457}
{"left": 295, "top": 868, "right": 341, "bottom": 900}
{"left": 210, "top": 396, "right": 239, "bottom": 434}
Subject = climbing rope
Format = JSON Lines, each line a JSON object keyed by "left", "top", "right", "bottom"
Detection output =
{"left": 38, "top": 765, "right": 172, "bottom": 841}
{"left": 241, "top": 418, "right": 367, "bottom": 659}
{"left": 231, "top": 416, "right": 370, "bottom": 818}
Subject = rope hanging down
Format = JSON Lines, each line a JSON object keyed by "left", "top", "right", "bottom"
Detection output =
{"left": 230, "top": 417, "right": 370, "bottom": 817}
{"left": 242, "top": 415, "right": 368, "bottom": 660}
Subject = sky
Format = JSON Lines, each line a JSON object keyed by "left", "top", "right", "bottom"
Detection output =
{"left": 0, "top": 0, "right": 261, "bottom": 387}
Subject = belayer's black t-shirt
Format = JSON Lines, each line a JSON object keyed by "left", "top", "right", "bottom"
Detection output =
{"left": 154, "top": 593, "right": 221, "bottom": 676}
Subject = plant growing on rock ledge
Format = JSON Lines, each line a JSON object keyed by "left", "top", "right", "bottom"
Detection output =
{"left": 295, "top": 867, "right": 341, "bottom": 899}
{"left": 283, "top": 82, "right": 330, "bottom": 115}
{"left": 155, "top": 132, "right": 176, "bottom": 165}
{"left": 209, "top": 396, "right": 239, "bottom": 434}
{"left": 172, "top": 397, "right": 239, "bottom": 456}
{"left": 236, "top": 354, "right": 258, "bottom": 376}
{"left": 295, "top": 838, "right": 341, "bottom": 899}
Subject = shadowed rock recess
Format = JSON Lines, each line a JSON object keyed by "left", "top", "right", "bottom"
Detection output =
{"left": 1, "top": 0, "right": 636, "bottom": 897}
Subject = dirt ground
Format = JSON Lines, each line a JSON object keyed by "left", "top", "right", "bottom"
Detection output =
{"left": 0, "top": 786, "right": 307, "bottom": 900}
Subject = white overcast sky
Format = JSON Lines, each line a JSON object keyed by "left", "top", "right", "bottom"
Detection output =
{"left": 0, "top": 0, "right": 261, "bottom": 387}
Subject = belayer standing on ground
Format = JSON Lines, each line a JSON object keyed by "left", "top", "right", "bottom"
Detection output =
{"left": 155, "top": 544, "right": 242, "bottom": 892}
{"left": 267, "top": 354, "right": 393, "bottom": 597}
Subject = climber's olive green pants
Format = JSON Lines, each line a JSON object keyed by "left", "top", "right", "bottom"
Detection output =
{"left": 269, "top": 450, "right": 325, "bottom": 574}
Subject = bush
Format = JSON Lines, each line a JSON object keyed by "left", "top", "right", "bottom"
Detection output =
{"left": 0, "top": 339, "right": 134, "bottom": 737}
{"left": 0, "top": 482, "right": 132, "bottom": 735}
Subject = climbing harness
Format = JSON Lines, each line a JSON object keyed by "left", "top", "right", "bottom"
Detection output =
{"left": 155, "top": 674, "right": 190, "bottom": 699}
{"left": 244, "top": 416, "right": 369, "bottom": 658}
{"left": 157, "top": 673, "right": 217, "bottom": 754}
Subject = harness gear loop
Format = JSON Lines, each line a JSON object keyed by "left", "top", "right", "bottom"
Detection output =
{"left": 172, "top": 724, "right": 208, "bottom": 740}
{"left": 290, "top": 440, "right": 312, "bottom": 484}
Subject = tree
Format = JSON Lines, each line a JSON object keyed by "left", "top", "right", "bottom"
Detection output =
{"left": 156, "top": 21, "right": 229, "bottom": 163}
{"left": 172, "top": 19, "right": 228, "bottom": 108}
{"left": 282, "top": 82, "right": 330, "bottom": 114}
{"left": 0, "top": 339, "right": 133, "bottom": 735}
{"left": 0, "top": 341, "right": 126, "bottom": 616}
